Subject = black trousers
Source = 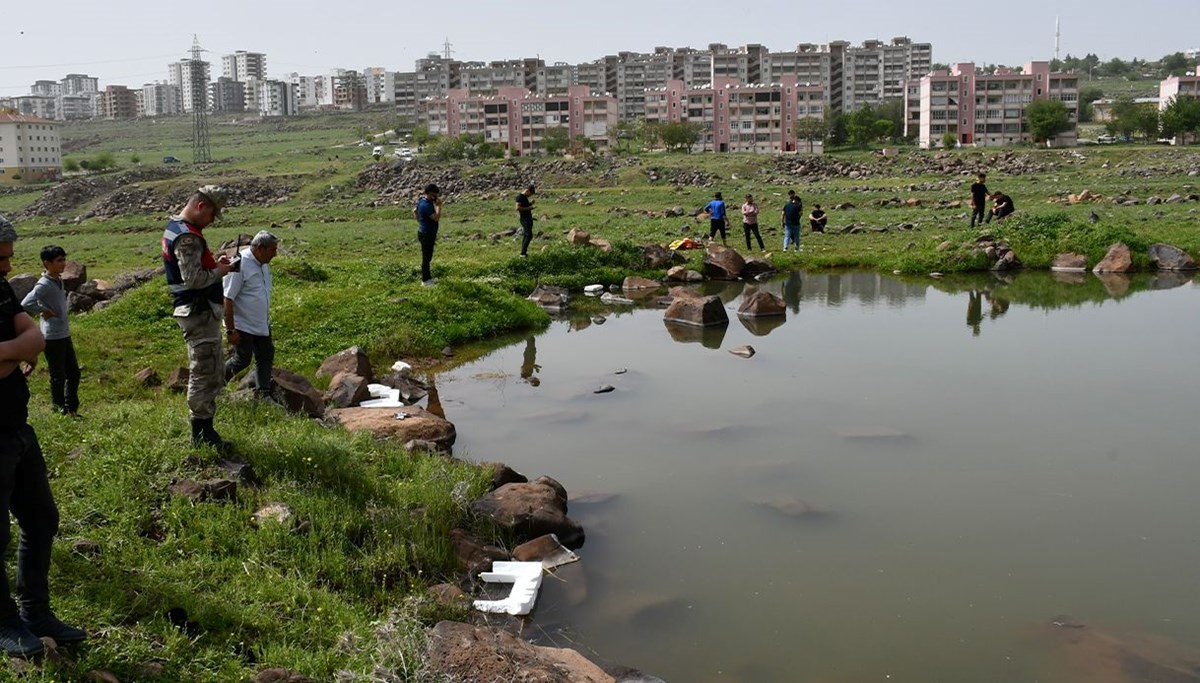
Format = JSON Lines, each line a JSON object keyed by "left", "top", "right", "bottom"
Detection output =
{"left": 0, "top": 425, "right": 59, "bottom": 620}
{"left": 43, "top": 337, "right": 80, "bottom": 414}
{"left": 520, "top": 217, "right": 534, "bottom": 256}
{"left": 224, "top": 331, "right": 275, "bottom": 394}
{"left": 743, "top": 222, "right": 764, "bottom": 250}
{"left": 418, "top": 229, "right": 437, "bottom": 281}
{"left": 709, "top": 218, "right": 727, "bottom": 240}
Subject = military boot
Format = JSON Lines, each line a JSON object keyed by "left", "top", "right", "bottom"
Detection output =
{"left": 193, "top": 418, "right": 234, "bottom": 453}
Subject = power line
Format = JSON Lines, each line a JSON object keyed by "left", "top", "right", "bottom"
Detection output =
{"left": 0, "top": 54, "right": 180, "bottom": 70}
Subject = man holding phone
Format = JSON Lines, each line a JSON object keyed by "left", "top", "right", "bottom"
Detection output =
{"left": 162, "top": 186, "right": 235, "bottom": 450}
{"left": 414, "top": 184, "right": 442, "bottom": 285}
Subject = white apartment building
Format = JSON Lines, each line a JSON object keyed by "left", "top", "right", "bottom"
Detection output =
{"left": 31, "top": 80, "right": 61, "bottom": 97}
{"left": 60, "top": 74, "right": 98, "bottom": 96}
{"left": 911, "top": 61, "right": 1078, "bottom": 148}
{"left": 168, "top": 59, "right": 212, "bottom": 113}
{"left": 287, "top": 73, "right": 321, "bottom": 109}
{"left": 0, "top": 113, "right": 61, "bottom": 183}
{"left": 56, "top": 95, "right": 94, "bottom": 120}
{"left": 255, "top": 80, "right": 297, "bottom": 117}
{"left": 10, "top": 96, "right": 56, "bottom": 121}
{"left": 141, "top": 82, "right": 181, "bottom": 117}
{"left": 223, "top": 51, "right": 267, "bottom": 82}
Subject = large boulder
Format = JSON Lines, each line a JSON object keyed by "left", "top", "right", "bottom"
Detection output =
{"left": 327, "top": 405, "right": 456, "bottom": 449}
{"left": 740, "top": 257, "right": 776, "bottom": 279}
{"left": 1093, "top": 243, "right": 1134, "bottom": 273}
{"left": 737, "top": 290, "right": 786, "bottom": 318}
{"left": 315, "top": 346, "right": 373, "bottom": 383}
{"left": 425, "top": 621, "right": 614, "bottom": 683}
{"left": 703, "top": 244, "right": 745, "bottom": 280}
{"left": 528, "top": 284, "right": 571, "bottom": 312}
{"left": 7, "top": 274, "right": 36, "bottom": 303}
{"left": 663, "top": 294, "right": 729, "bottom": 327}
{"left": 325, "top": 371, "right": 370, "bottom": 408}
{"left": 1148, "top": 243, "right": 1197, "bottom": 271}
{"left": 621, "top": 276, "right": 660, "bottom": 291}
{"left": 1051, "top": 253, "right": 1088, "bottom": 271}
{"left": 641, "top": 244, "right": 674, "bottom": 269}
{"left": 61, "top": 261, "right": 87, "bottom": 292}
{"left": 242, "top": 368, "right": 325, "bottom": 417}
{"left": 665, "top": 266, "right": 703, "bottom": 282}
{"left": 470, "top": 478, "right": 584, "bottom": 548}
{"left": 567, "top": 228, "right": 591, "bottom": 245}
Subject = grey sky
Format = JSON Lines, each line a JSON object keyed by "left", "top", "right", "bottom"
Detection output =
{"left": 3, "top": 0, "right": 1196, "bottom": 95}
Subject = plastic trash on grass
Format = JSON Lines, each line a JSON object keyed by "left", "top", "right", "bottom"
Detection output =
{"left": 473, "top": 561, "right": 543, "bottom": 616}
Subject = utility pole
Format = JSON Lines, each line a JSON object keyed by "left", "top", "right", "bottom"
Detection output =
{"left": 442, "top": 37, "right": 454, "bottom": 60}
{"left": 191, "top": 35, "right": 211, "bottom": 164}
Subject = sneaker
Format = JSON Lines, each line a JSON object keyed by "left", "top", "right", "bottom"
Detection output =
{"left": 21, "top": 612, "right": 86, "bottom": 645}
{"left": 519, "top": 253, "right": 528, "bottom": 258}
{"left": 0, "top": 616, "right": 44, "bottom": 657}
{"left": 421, "top": 278, "right": 438, "bottom": 287}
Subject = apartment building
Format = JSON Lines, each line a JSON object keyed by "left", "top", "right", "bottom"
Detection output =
{"left": 421, "top": 85, "right": 617, "bottom": 155}
{"left": 644, "top": 76, "right": 825, "bottom": 154}
{"left": 31, "top": 80, "right": 62, "bottom": 97}
{"left": 223, "top": 51, "right": 267, "bottom": 82}
{"left": 101, "top": 85, "right": 138, "bottom": 120}
{"left": 287, "top": 73, "right": 321, "bottom": 109}
{"left": 56, "top": 95, "right": 95, "bottom": 120}
{"left": 910, "top": 62, "right": 1079, "bottom": 148}
{"left": 0, "top": 112, "right": 61, "bottom": 183}
{"left": 142, "top": 82, "right": 181, "bottom": 116}
{"left": 211, "top": 77, "right": 246, "bottom": 113}
{"left": 61, "top": 74, "right": 99, "bottom": 96}
{"left": 9, "top": 96, "right": 56, "bottom": 121}
{"left": 255, "top": 80, "right": 297, "bottom": 117}
{"left": 168, "top": 59, "right": 212, "bottom": 112}
{"left": 1159, "top": 65, "right": 1200, "bottom": 107}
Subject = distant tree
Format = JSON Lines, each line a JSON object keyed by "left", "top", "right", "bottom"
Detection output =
{"left": 62, "top": 158, "right": 79, "bottom": 172}
{"left": 1024, "top": 100, "right": 1071, "bottom": 144}
{"left": 941, "top": 131, "right": 958, "bottom": 149}
{"left": 614, "top": 120, "right": 638, "bottom": 154}
{"left": 1106, "top": 97, "right": 1140, "bottom": 138}
{"left": 660, "top": 121, "right": 701, "bottom": 152}
{"left": 847, "top": 104, "right": 878, "bottom": 147}
{"left": 353, "top": 124, "right": 371, "bottom": 142}
{"left": 875, "top": 98, "right": 906, "bottom": 140}
{"left": 90, "top": 151, "right": 116, "bottom": 171}
{"left": 411, "top": 124, "right": 433, "bottom": 150}
{"left": 1160, "top": 96, "right": 1200, "bottom": 141}
{"left": 129, "top": 154, "right": 141, "bottom": 165}
{"left": 639, "top": 120, "right": 662, "bottom": 150}
{"left": 826, "top": 112, "right": 848, "bottom": 147}
{"left": 424, "top": 135, "right": 466, "bottom": 161}
{"left": 1132, "top": 105, "right": 1160, "bottom": 141}
{"left": 794, "top": 116, "right": 827, "bottom": 153}
{"left": 541, "top": 126, "right": 570, "bottom": 155}
{"left": 1159, "top": 52, "right": 1192, "bottom": 77}
{"left": 872, "top": 119, "right": 893, "bottom": 142}
{"left": 1077, "top": 86, "right": 1105, "bottom": 122}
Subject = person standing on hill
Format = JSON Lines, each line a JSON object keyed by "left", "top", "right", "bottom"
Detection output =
{"left": 741, "top": 194, "right": 764, "bottom": 252}
{"left": 223, "top": 231, "right": 278, "bottom": 398}
{"left": 781, "top": 194, "right": 803, "bottom": 252}
{"left": 969, "top": 173, "right": 989, "bottom": 228}
{"left": 515, "top": 185, "right": 536, "bottom": 258}
{"left": 414, "top": 184, "right": 442, "bottom": 285}
{"left": 20, "top": 245, "right": 80, "bottom": 416}
{"left": 703, "top": 192, "right": 728, "bottom": 246}
{"left": 162, "top": 186, "right": 235, "bottom": 451}
{"left": 0, "top": 217, "right": 88, "bottom": 657}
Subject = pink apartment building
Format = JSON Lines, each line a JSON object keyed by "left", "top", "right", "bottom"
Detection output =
{"left": 1159, "top": 64, "right": 1200, "bottom": 107}
{"left": 644, "top": 76, "right": 826, "bottom": 153}
{"left": 420, "top": 85, "right": 617, "bottom": 156}
{"left": 909, "top": 62, "right": 1079, "bottom": 148}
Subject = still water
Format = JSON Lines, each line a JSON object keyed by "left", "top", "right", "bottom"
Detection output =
{"left": 431, "top": 270, "right": 1200, "bottom": 682}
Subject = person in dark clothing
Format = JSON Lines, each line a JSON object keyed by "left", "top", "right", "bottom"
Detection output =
{"left": 0, "top": 217, "right": 87, "bottom": 658}
{"left": 414, "top": 184, "right": 442, "bottom": 284}
{"left": 987, "top": 192, "right": 1015, "bottom": 222}
{"left": 781, "top": 195, "right": 803, "bottom": 251}
{"left": 19, "top": 246, "right": 80, "bottom": 416}
{"left": 515, "top": 185, "right": 535, "bottom": 257}
{"left": 809, "top": 204, "right": 827, "bottom": 234}
{"left": 969, "top": 173, "right": 989, "bottom": 228}
{"left": 703, "top": 192, "right": 728, "bottom": 245}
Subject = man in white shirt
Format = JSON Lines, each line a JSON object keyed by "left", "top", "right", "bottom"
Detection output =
{"left": 223, "top": 231, "right": 278, "bottom": 397}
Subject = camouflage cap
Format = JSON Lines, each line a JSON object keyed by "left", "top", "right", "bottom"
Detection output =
{"left": 0, "top": 214, "right": 15, "bottom": 242}
{"left": 196, "top": 185, "right": 228, "bottom": 217}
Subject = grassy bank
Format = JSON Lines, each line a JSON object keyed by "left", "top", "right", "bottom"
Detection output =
{"left": 2, "top": 112, "right": 1199, "bottom": 679}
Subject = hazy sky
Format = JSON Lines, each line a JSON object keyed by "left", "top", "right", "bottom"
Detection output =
{"left": 3, "top": 0, "right": 1196, "bottom": 95}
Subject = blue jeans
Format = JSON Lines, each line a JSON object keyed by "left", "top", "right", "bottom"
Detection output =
{"left": 783, "top": 225, "right": 801, "bottom": 250}
{"left": 0, "top": 424, "right": 59, "bottom": 619}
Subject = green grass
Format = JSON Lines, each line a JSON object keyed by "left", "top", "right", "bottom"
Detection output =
{"left": 2, "top": 113, "right": 1199, "bottom": 679}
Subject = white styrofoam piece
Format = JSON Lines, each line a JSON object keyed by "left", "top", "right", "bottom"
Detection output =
{"left": 366, "top": 383, "right": 395, "bottom": 398}
{"left": 583, "top": 284, "right": 605, "bottom": 294}
{"left": 473, "top": 561, "right": 544, "bottom": 616}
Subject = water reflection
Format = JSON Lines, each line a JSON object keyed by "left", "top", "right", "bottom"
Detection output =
{"left": 520, "top": 335, "right": 541, "bottom": 387}
{"left": 738, "top": 313, "right": 787, "bottom": 337}
{"left": 662, "top": 320, "right": 728, "bottom": 348}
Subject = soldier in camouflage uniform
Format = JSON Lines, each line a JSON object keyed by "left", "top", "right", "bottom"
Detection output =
{"left": 162, "top": 186, "right": 235, "bottom": 450}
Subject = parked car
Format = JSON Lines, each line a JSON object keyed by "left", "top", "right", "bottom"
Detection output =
{"left": 1096, "top": 135, "right": 1115, "bottom": 144}
{"left": 162, "top": 155, "right": 182, "bottom": 163}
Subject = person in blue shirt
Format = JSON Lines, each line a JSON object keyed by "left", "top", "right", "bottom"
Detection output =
{"left": 703, "top": 192, "right": 728, "bottom": 246}
{"left": 413, "top": 184, "right": 443, "bottom": 285}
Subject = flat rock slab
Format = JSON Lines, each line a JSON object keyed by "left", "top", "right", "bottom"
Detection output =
{"left": 426, "top": 621, "right": 614, "bottom": 683}
{"left": 327, "top": 406, "right": 456, "bottom": 449}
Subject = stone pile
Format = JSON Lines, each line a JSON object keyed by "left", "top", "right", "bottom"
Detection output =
{"left": 16, "top": 167, "right": 182, "bottom": 218}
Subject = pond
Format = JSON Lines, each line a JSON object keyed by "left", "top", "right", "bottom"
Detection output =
{"left": 428, "top": 269, "right": 1200, "bottom": 682}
